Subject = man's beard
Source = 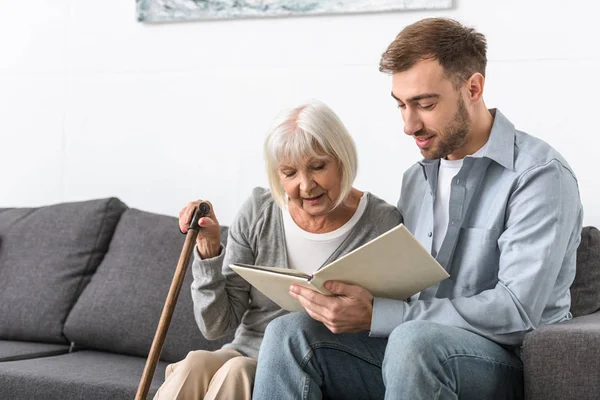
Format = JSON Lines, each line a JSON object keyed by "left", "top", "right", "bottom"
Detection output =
{"left": 419, "top": 96, "right": 470, "bottom": 160}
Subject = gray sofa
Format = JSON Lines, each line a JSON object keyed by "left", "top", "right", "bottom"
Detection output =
{"left": 0, "top": 198, "right": 598, "bottom": 399}
{"left": 523, "top": 226, "right": 600, "bottom": 399}
{"left": 0, "top": 198, "right": 232, "bottom": 399}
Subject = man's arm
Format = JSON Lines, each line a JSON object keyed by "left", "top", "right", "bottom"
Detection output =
{"left": 293, "top": 160, "right": 583, "bottom": 345}
{"left": 370, "top": 159, "right": 583, "bottom": 345}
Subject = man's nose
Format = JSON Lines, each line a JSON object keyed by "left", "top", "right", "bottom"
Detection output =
{"left": 403, "top": 110, "right": 424, "bottom": 136}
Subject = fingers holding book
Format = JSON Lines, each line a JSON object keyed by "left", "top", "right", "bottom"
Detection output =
{"left": 289, "top": 281, "right": 374, "bottom": 334}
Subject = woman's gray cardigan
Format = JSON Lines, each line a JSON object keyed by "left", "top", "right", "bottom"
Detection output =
{"left": 190, "top": 187, "right": 401, "bottom": 358}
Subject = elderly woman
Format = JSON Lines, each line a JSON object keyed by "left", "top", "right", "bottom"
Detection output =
{"left": 153, "top": 100, "right": 401, "bottom": 400}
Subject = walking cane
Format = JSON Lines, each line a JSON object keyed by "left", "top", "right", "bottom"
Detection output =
{"left": 135, "top": 202, "right": 211, "bottom": 400}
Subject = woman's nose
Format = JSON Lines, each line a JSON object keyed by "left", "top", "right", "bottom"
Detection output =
{"left": 299, "top": 173, "right": 316, "bottom": 192}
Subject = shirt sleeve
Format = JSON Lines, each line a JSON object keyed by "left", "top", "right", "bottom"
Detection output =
{"left": 190, "top": 196, "right": 256, "bottom": 340}
{"left": 370, "top": 159, "right": 583, "bottom": 345}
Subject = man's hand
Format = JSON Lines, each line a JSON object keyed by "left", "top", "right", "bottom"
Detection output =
{"left": 289, "top": 281, "right": 373, "bottom": 334}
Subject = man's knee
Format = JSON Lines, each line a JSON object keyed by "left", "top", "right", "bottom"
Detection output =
{"left": 387, "top": 321, "right": 449, "bottom": 355}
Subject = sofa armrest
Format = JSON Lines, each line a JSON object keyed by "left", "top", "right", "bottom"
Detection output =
{"left": 523, "top": 311, "right": 600, "bottom": 400}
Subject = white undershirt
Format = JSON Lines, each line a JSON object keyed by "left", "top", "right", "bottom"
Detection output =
{"left": 282, "top": 194, "right": 368, "bottom": 275}
{"left": 433, "top": 144, "right": 488, "bottom": 255}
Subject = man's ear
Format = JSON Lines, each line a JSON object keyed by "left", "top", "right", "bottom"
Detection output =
{"left": 466, "top": 72, "right": 485, "bottom": 103}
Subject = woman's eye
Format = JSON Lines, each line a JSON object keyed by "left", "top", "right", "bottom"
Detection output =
{"left": 312, "top": 164, "right": 325, "bottom": 171}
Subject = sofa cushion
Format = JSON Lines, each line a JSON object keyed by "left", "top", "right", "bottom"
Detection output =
{"left": 523, "top": 311, "right": 600, "bottom": 400}
{"left": 0, "top": 340, "right": 70, "bottom": 362}
{"left": 0, "top": 198, "right": 128, "bottom": 344}
{"left": 64, "top": 209, "right": 233, "bottom": 363}
{"left": 570, "top": 226, "right": 600, "bottom": 317}
{"left": 0, "top": 350, "right": 167, "bottom": 400}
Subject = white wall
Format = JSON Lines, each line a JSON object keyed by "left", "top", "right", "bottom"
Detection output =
{"left": 1, "top": 0, "right": 599, "bottom": 227}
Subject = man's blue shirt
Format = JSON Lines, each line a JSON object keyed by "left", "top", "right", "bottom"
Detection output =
{"left": 371, "top": 109, "right": 583, "bottom": 346}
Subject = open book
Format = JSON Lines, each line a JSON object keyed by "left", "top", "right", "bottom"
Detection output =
{"left": 230, "top": 224, "right": 449, "bottom": 312}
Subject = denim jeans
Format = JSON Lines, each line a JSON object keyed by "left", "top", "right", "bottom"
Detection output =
{"left": 252, "top": 313, "right": 523, "bottom": 400}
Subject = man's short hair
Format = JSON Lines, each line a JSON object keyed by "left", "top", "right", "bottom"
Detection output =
{"left": 264, "top": 100, "right": 358, "bottom": 209}
{"left": 379, "top": 18, "right": 487, "bottom": 86}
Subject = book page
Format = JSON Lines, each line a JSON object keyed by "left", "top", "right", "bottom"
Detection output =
{"left": 310, "top": 224, "right": 449, "bottom": 300}
{"left": 231, "top": 263, "right": 309, "bottom": 278}
{"left": 230, "top": 264, "right": 325, "bottom": 312}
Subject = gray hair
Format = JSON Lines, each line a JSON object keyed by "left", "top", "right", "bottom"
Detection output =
{"left": 264, "top": 100, "right": 358, "bottom": 208}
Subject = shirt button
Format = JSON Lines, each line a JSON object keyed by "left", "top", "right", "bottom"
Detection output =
{"left": 456, "top": 179, "right": 460, "bottom": 185}
{"left": 428, "top": 231, "right": 432, "bottom": 237}
{"left": 451, "top": 220, "right": 455, "bottom": 226}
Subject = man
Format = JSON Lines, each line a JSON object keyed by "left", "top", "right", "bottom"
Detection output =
{"left": 252, "top": 18, "right": 583, "bottom": 399}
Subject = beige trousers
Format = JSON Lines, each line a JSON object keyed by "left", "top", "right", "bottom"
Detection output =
{"left": 153, "top": 348, "right": 257, "bottom": 400}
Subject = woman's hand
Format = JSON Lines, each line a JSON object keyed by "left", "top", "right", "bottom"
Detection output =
{"left": 179, "top": 200, "right": 221, "bottom": 259}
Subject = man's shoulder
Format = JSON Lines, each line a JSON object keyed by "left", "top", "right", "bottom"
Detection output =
{"left": 513, "top": 129, "right": 576, "bottom": 179}
{"left": 401, "top": 162, "right": 429, "bottom": 187}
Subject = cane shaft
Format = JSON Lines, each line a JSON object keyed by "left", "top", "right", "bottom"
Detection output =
{"left": 135, "top": 231, "right": 198, "bottom": 400}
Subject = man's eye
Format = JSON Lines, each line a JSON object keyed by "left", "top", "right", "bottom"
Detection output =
{"left": 397, "top": 103, "right": 406, "bottom": 110}
{"left": 420, "top": 103, "right": 435, "bottom": 110}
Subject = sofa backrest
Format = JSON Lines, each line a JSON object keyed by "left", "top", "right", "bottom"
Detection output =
{"left": 63, "top": 208, "right": 233, "bottom": 363}
{"left": 0, "top": 198, "right": 128, "bottom": 344}
{"left": 570, "top": 226, "right": 600, "bottom": 317}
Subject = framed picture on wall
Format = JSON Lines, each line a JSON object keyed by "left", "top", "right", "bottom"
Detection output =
{"left": 137, "top": 0, "right": 453, "bottom": 23}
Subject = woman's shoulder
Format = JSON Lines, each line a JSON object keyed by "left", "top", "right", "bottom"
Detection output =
{"left": 234, "top": 186, "right": 278, "bottom": 225}
{"left": 363, "top": 192, "right": 399, "bottom": 215}
{"left": 358, "top": 192, "right": 402, "bottom": 231}
{"left": 247, "top": 186, "right": 276, "bottom": 209}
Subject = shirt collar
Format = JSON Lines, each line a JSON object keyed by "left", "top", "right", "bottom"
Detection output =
{"left": 418, "top": 108, "right": 515, "bottom": 173}
{"left": 482, "top": 108, "right": 515, "bottom": 171}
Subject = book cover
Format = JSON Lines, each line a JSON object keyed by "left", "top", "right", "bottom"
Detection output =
{"left": 230, "top": 224, "right": 449, "bottom": 312}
